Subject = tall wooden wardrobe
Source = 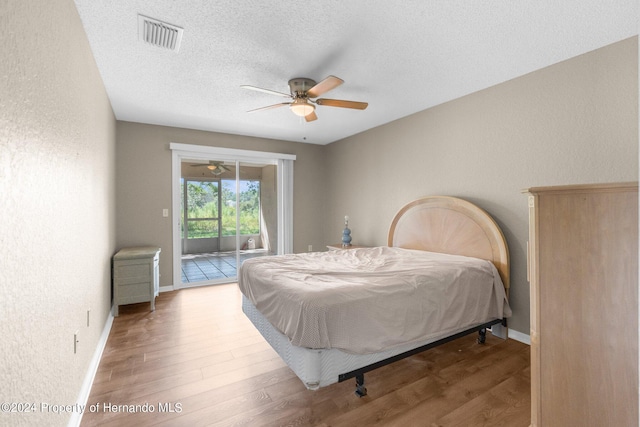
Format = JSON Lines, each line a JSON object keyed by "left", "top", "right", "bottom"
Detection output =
{"left": 526, "top": 182, "right": 638, "bottom": 427}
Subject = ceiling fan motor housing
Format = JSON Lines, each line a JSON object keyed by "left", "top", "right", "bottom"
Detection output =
{"left": 288, "top": 78, "right": 317, "bottom": 96}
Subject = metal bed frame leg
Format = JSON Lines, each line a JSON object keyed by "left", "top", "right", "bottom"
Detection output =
{"left": 338, "top": 320, "right": 502, "bottom": 396}
{"left": 355, "top": 373, "right": 367, "bottom": 397}
{"left": 477, "top": 328, "right": 486, "bottom": 344}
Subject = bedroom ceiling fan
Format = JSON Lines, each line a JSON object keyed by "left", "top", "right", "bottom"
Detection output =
{"left": 241, "top": 75, "right": 368, "bottom": 122}
{"left": 190, "top": 161, "right": 231, "bottom": 176}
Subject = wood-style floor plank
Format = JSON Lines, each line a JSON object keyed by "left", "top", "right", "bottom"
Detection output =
{"left": 80, "top": 284, "right": 530, "bottom": 426}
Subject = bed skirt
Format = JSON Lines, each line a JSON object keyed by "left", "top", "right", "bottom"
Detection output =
{"left": 242, "top": 295, "right": 500, "bottom": 390}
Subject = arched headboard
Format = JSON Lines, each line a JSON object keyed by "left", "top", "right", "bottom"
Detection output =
{"left": 388, "top": 196, "right": 510, "bottom": 292}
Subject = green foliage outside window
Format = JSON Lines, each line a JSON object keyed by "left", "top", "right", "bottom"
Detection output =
{"left": 221, "top": 180, "right": 260, "bottom": 236}
{"left": 181, "top": 179, "right": 260, "bottom": 239}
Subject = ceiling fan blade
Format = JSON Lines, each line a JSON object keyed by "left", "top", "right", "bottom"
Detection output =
{"left": 247, "top": 102, "right": 290, "bottom": 113}
{"left": 316, "top": 98, "right": 368, "bottom": 110}
{"left": 305, "top": 111, "right": 318, "bottom": 122}
{"left": 306, "top": 75, "right": 343, "bottom": 98}
{"left": 241, "top": 85, "right": 292, "bottom": 98}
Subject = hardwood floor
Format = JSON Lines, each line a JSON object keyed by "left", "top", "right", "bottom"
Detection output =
{"left": 81, "top": 284, "right": 530, "bottom": 427}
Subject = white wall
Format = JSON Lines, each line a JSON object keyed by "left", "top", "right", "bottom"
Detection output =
{"left": 325, "top": 37, "right": 639, "bottom": 336}
{"left": 0, "top": 1, "right": 116, "bottom": 425}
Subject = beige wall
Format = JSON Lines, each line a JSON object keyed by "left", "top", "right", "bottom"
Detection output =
{"left": 0, "top": 1, "right": 116, "bottom": 426}
{"left": 115, "top": 122, "right": 327, "bottom": 286}
{"left": 324, "top": 37, "right": 639, "bottom": 335}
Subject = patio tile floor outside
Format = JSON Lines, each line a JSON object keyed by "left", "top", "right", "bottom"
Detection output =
{"left": 181, "top": 250, "right": 270, "bottom": 283}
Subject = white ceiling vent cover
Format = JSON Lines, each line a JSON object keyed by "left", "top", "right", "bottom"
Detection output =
{"left": 138, "top": 14, "right": 183, "bottom": 52}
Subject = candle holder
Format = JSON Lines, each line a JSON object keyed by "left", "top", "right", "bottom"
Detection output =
{"left": 342, "top": 215, "right": 352, "bottom": 247}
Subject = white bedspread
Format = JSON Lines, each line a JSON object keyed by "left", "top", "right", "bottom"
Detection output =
{"left": 238, "top": 247, "right": 511, "bottom": 354}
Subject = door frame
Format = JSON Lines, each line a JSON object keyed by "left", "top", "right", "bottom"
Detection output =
{"left": 170, "top": 143, "right": 296, "bottom": 289}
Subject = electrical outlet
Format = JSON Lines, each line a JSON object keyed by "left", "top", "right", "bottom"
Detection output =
{"left": 74, "top": 331, "right": 79, "bottom": 354}
{"left": 308, "top": 245, "right": 313, "bottom": 252}
{"left": 162, "top": 208, "right": 169, "bottom": 217}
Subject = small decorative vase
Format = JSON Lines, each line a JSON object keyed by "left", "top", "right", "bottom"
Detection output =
{"left": 342, "top": 216, "right": 352, "bottom": 247}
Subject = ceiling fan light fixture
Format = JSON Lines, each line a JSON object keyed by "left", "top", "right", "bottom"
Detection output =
{"left": 204, "top": 164, "right": 225, "bottom": 175}
{"left": 289, "top": 99, "right": 315, "bottom": 117}
{"left": 242, "top": 75, "right": 366, "bottom": 122}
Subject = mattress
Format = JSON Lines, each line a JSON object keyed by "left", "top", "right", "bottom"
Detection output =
{"left": 239, "top": 246, "right": 511, "bottom": 355}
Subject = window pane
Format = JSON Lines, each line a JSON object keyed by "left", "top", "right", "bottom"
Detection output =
{"left": 187, "top": 220, "right": 218, "bottom": 239}
{"left": 187, "top": 181, "right": 219, "bottom": 219}
{"left": 221, "top": 180, "right": 237, "bottom": 236}
{"left": 221, "top": 180, "right": 260, "bottom": 236}
{"left": 239, "top": 180, "right": 260, "bottom": 235}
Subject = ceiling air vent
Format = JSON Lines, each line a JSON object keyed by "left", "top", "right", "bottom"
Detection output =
{"left": 138, "top": 14, "right": 183, "bottom": 52}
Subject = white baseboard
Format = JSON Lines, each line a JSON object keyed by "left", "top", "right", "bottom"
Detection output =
{"left": 507, "top": 328, "right": 531, "bottom": 345}
{"left": 67, "top": 307, "right": 114, "bottom": 427}
{"left": 159, "top": 285, "right": 174, "bottom": 293}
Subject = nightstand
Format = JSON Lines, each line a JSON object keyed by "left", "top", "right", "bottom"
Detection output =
{"left": 113, "top": 246, "right": 160, "bottom": 316}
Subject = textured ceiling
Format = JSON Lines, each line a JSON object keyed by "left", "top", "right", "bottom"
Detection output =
{"left": 74, "top": 1, "right": 637, "bottom": 145}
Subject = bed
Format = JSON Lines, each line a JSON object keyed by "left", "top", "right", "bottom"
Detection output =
{"left": 238, "top": 196, "right": 511, "bottom": 396}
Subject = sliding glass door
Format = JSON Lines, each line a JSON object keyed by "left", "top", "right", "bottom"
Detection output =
{"left": 171, "top": 143, "right": 294, "bottom": 289}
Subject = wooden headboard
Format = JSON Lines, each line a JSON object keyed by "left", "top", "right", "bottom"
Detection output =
{"left": 388, "top": 196, "right": 510, "bottom": 291}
